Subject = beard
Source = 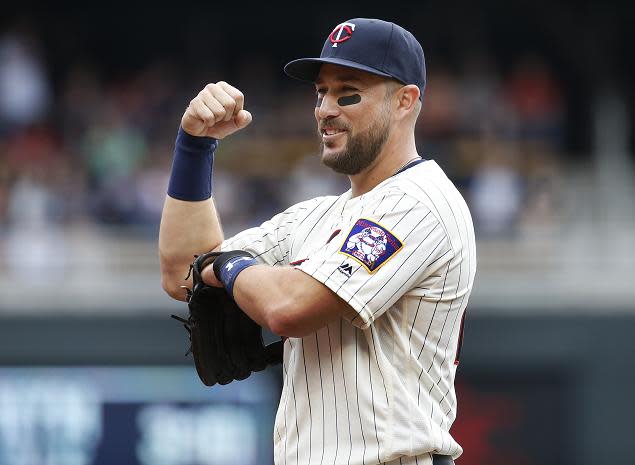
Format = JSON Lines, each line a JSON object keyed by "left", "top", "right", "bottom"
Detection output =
{"left": 318, "top": 111, "right": 391, "bottom": 176}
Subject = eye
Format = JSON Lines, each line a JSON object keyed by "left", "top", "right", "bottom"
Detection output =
{"left": 342, "top": 85, "right": 359, "bottom": 93}
{"left": 315, "top": 88, "right": 326, "bottom": 96}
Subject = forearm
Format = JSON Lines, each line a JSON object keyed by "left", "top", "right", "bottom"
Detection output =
{"left": 159, "top": 196, "right": 223, "bottom": 300}
{"left": 230, "top": 265, "right": 350, "bottom": 337}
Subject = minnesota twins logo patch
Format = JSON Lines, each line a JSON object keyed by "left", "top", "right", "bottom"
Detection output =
{"left": 339, "top": 219, "right": 403, "bottom": 273}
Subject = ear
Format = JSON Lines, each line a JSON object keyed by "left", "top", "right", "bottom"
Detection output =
{"left": 394, "top": 84, "right": 420, "bottom": 120}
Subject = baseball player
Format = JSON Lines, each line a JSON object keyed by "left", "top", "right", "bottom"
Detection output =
{"left": 159, "top": 18, "right": 476, "bottom": 465}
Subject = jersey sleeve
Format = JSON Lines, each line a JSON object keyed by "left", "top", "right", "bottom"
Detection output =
{"left": 220, "top": 197, "right": 326, "bottom": 267}
{"left": 296, "top": 191, "right": 453, "bottom": 329}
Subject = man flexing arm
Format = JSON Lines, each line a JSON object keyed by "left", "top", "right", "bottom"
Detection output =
{"left": 158, "top": 81, "right": 351, "bottom": 337}
{"left": 161, "top": 18, "right": 471, "bottom": 465}
{"left": 158, "top": 81, "right": 251, "bottom": 300}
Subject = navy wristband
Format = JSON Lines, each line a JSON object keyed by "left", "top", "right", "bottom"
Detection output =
{"left": 213, "top": 251, "right": 258, "bottom": 298}
{"left": 167, "top": 127, "right": 218, "bottom": 201}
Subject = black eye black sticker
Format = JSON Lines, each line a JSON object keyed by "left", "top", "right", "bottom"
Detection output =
{"left": 316, "top": 93, "right": 361, "bottom": 107}
{"left": 338, "top": 94, "right": 361, "bottom": 106}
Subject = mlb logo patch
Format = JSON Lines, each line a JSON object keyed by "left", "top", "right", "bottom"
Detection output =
{"left": 339, "top": 219, "right": 403, "bottom": 273}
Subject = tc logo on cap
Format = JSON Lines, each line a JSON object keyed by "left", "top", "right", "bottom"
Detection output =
{"left": 329, "top": 21, "right": 356, "bottom": 48}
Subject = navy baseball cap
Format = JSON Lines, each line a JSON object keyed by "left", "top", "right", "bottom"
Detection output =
{"left": 284, "top": 18, "right": 426, "bottom": 100}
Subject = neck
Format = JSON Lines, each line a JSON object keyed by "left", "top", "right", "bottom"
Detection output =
{"left": 349, "top": 130, "right": 419, "bottom": 197}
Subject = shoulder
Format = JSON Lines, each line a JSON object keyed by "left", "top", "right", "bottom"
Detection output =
{"left": 382, "top": 160, "right": 468, "bottom": 211}
{"left": 376, "top": 159, "right": 474, "bottom": 233}
{"left": 394, "top": 160, "right": 475, "bottom": 252}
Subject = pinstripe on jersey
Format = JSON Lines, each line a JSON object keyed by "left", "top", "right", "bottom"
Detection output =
{"left": 222, "top": 160, "right": 476, "bottom": 465}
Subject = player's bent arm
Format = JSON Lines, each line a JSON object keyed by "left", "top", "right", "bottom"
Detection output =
{"left": 159, "top": 196, "right": 223, "bottom": 301}
{"left": 206, "top": 265, "right": 352, "bottom": 337}
{"left": 160, "top": 81, "right": 252, "bottom": 301}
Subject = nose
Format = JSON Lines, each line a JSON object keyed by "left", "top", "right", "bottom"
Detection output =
{"left": 315, "top": 93, "right": 341, "bottom": 120}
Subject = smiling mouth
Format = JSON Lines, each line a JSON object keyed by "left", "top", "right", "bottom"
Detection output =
{"left": 321, "top": 128, "right": 347, "bottom": 136}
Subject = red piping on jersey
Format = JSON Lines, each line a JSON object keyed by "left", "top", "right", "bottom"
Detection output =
{"left": 326, "top": 229, "right": 341, "bottom": 244}
{"left": 289, "top": 230, "right": 340, "bottom": 267}
{"left": 454, "top": 309, "right": 468, "bottom": 365}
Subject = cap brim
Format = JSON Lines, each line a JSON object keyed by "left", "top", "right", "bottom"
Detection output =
{"left": 284, "top": 57, "right": 392, "bottom": 83}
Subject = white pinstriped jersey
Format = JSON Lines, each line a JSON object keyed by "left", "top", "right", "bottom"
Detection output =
{"left": 221, "top": 160, "right": 476, "bottom": 465}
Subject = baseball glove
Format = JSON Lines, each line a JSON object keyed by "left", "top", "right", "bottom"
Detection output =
{"left": 171, "top": 251, "right": 283, "bottom": 386}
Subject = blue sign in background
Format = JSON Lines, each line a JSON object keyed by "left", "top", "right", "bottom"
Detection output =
{"left": 0, "top": 367, "right": 280, "bottom": 465}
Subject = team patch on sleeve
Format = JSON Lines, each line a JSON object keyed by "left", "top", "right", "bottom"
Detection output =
{"left": 339, "top": 219, "right": 403, "bottom": 273}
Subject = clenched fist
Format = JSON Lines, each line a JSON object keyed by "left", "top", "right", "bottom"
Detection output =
{"left": 181, "top": 81, "right": 252, "bottom": 139}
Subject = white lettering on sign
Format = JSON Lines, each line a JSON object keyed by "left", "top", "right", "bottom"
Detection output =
{"left": 136, "top": 404, "right": 258, "bottom": 465}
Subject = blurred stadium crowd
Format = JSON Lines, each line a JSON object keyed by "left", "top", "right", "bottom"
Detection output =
{"left": 0, "top": 27, "right": 565, "bottom": 239}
